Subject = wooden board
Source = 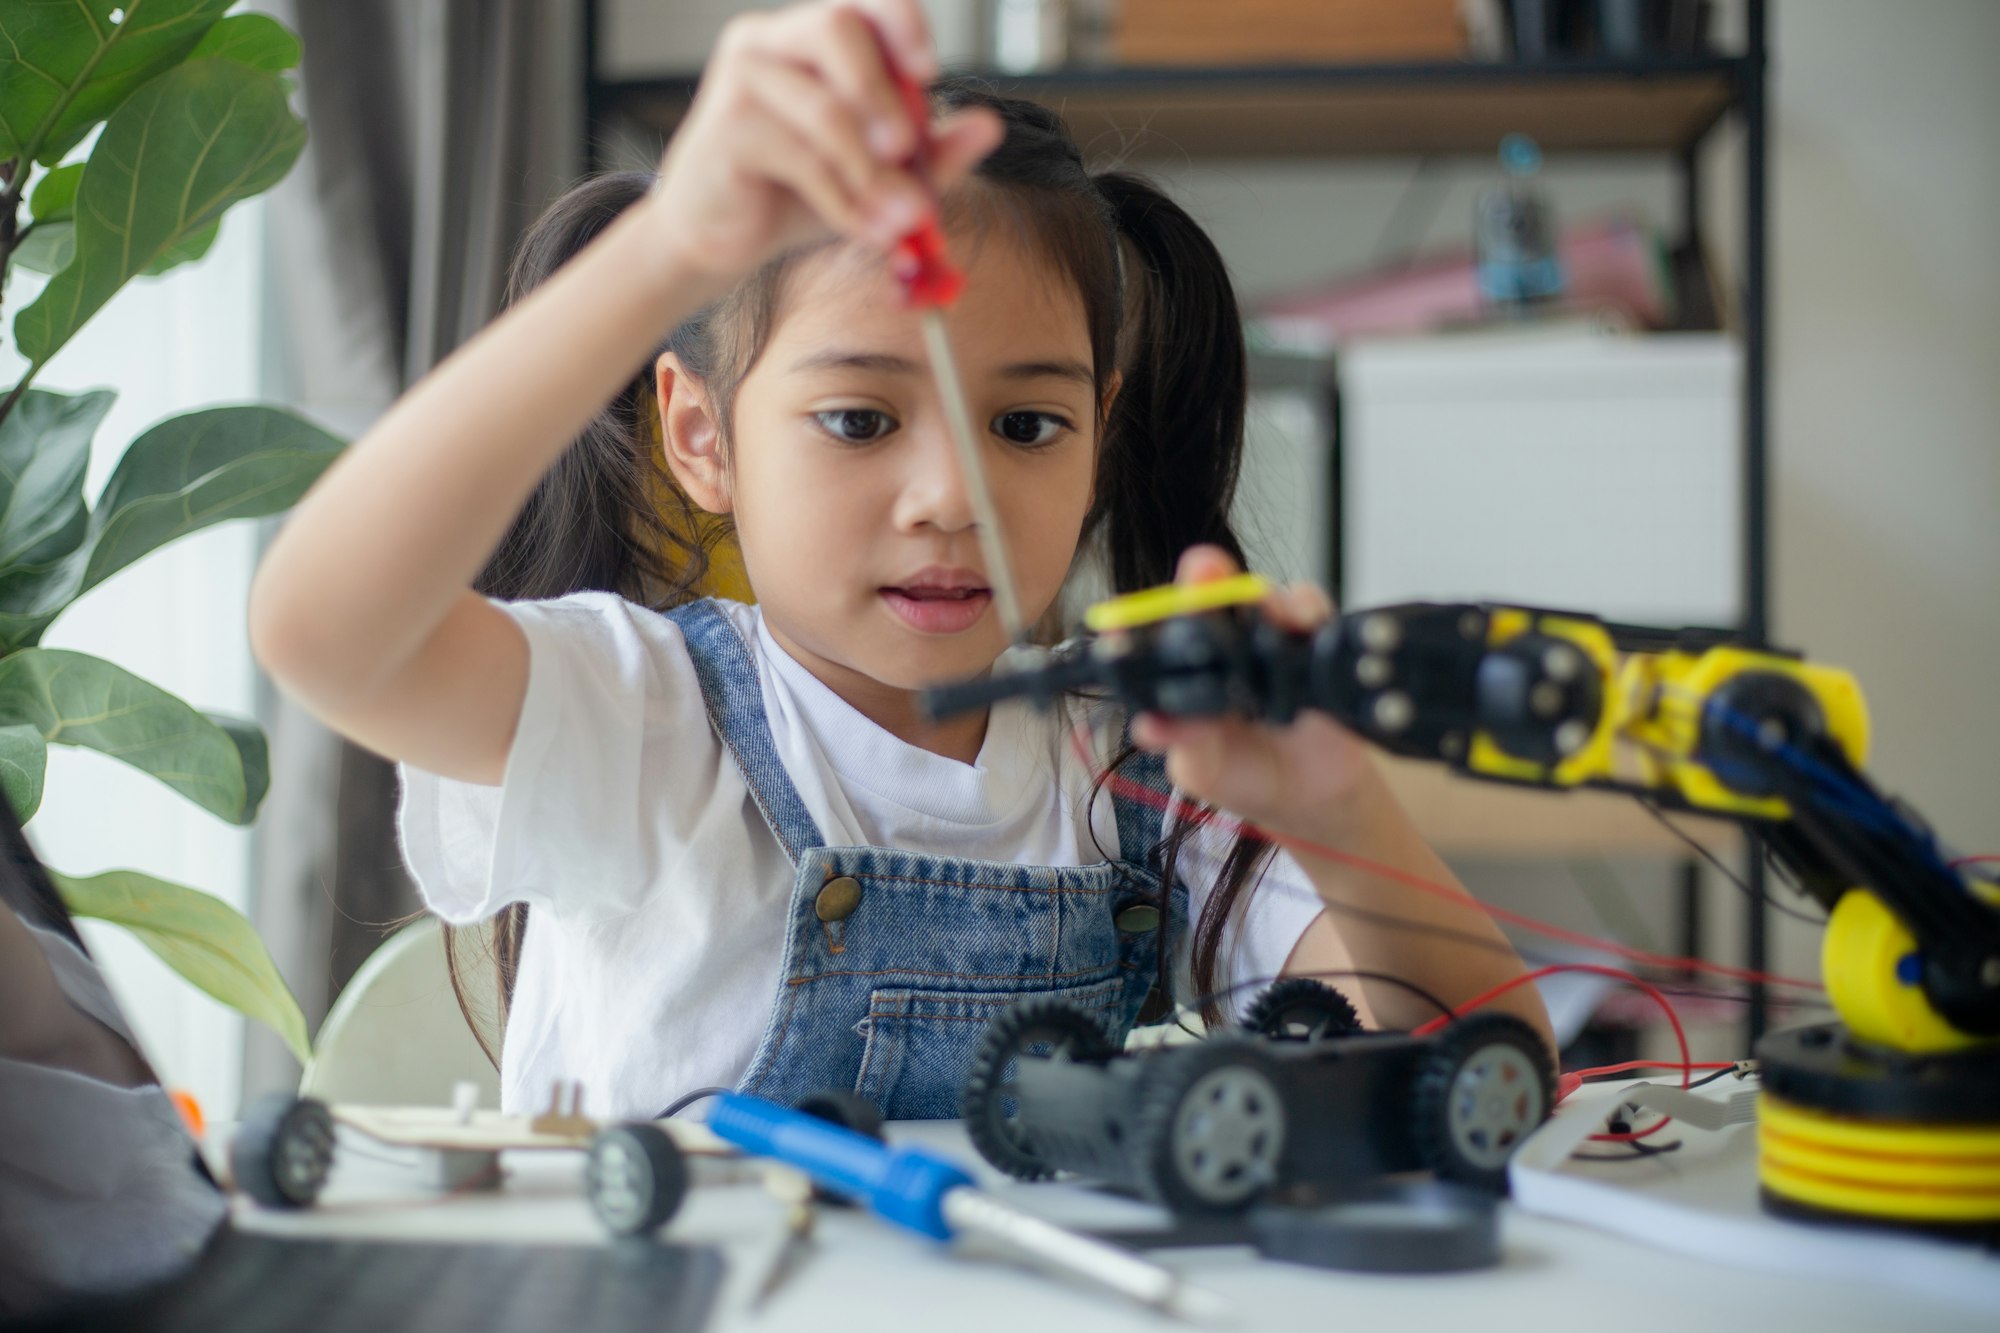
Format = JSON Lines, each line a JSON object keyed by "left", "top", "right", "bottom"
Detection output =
{"left": 1118, "top": 0, "right": 1465, "bottom": 65}
{"left": 333, "top": 1105, "right": 729, "bottom": 1157}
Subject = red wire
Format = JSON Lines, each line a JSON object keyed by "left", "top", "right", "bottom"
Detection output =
{"left": 1591, "top": 1118, "right": 1676, "bottom": 1144}
{"left": 1075, "top": 732, "right": 1823, "bottom": 994}
{"left": 1065, "top": 729, "right": 1782, "bottom": 1150}
{"left": 1569, "top": 1059, "right": 1736, "bottom": 1080}
{"left": 1950, "top": 854, "right": 2000, "bottom": 869}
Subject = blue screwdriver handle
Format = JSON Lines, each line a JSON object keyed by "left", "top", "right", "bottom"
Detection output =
{"left": 709, "top": 1093, "right": 976, "bottom": 1240}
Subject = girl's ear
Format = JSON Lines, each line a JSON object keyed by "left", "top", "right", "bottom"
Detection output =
{"left": 656, "top": 351, "right": 731, "bottom": 515}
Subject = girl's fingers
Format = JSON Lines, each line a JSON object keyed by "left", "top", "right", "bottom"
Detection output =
{"left": 842, "top": 0, "right": 937, "bottom": 82}
{"left": 929, "top": 108, "right": 1006, "bottom": 190}
{"left": 1175, "top": 544, "right": 1241, "bottom": 585}
{"left": 745, "top": 113, "right": 871, "bottom": 241}
{"left": 747, "top": 58, "right": 923, "bottom": 240}
{"left": 812, "top": 4, "right": 921, "bottom": 159}
{"left": 1267, "top": 580, "right": 1335, "bottom": 632}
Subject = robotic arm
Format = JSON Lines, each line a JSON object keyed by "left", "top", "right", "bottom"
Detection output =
{"left": 922, "top": 576, "right": 2000, "bottom": 1235}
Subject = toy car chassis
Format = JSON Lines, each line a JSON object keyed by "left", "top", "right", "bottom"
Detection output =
{"left": 960, "top": 980, "right": 1553, "bottom": 1215}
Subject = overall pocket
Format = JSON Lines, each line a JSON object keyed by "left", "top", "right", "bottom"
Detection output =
{"left": 854, "top": 976, "right": 1128, "bottom": 1120}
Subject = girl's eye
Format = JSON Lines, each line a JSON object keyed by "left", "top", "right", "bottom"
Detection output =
{"left": 812, "top": 409, "right": 896, "bottom": 444}
{"left": 993, "top": 410, "right": 1067, "bottom": 448}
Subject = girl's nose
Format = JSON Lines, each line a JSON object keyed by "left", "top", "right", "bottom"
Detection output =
{"left": 892, "top": 422, "right": 978, "bottom": 535}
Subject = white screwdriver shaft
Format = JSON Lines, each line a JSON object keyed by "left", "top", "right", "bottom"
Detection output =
{"left": 920, "top": 309, "right": 1027, "bottom": 645}
{"left": 939, "top": 1187, "right": 1225, "bottom": 1323}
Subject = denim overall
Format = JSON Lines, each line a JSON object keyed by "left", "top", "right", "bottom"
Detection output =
{"left": 667, "top": 599, "right": 1187, "bottom": 1119}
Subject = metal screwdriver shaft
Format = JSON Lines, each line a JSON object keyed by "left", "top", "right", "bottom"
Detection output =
{"left": 707, "top": 1094, "right": 1223, "bottom": 1323}
{"left": 920, "top": 308, "right": 1026, "bottom": 643}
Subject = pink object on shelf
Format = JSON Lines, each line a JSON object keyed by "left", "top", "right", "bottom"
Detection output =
{"left": 1254, "top": 217, "right": 1671, "bottom": 348}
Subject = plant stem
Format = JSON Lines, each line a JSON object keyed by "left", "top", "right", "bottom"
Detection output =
{"left": 0, "top": 367, "right": 35, "bottom": 431}
{"left": 0, "top": 157, "right": 16, "bottom": 329}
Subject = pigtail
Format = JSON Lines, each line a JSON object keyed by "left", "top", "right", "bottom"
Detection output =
{"left": 478, "top": 170, "right": 722, "bottom": 609}
{"left": 1089, "top": 172, "right": 1250, "bottom": 592}
{"left": 1092, "top": 170, "right": 1274, "bottom": 1028}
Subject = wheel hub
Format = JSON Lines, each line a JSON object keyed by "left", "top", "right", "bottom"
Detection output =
{"left": 1446, "top": 1045, "right": 1542, "bottom": 1170}
{"left": 1171, "top": 1065, "right": 1286, "bottom": 1205}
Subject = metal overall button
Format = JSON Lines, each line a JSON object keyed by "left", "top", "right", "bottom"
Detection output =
{"left": 816, "top": 876, "right": 863, "bottom": 922}
{"left": 1115, "top": 903, "right": 1161, "bottom": 933}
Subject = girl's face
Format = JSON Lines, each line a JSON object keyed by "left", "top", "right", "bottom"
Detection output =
{"left": 666, "top": 228, "right": 1103, "bottom": 711}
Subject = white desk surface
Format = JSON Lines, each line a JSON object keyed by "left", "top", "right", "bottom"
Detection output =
{"left": 230, "top": 1099, "right": 1996, "bottom": 1333}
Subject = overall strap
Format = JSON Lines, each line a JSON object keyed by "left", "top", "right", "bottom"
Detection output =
{"left": 665, "top": 600, "right": 826, "bottom": 862}
{"left": 1107, "top": 737, "right": 1173, "bottom": 880}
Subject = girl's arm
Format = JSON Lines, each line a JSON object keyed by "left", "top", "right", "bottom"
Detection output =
{"left": 248, "top": 0, "right": 997, "bottom": 784}
{"left": 1136, "top": 547, "right": 1557, "bottom": 1053}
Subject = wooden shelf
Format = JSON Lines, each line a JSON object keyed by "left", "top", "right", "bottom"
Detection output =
{"left": 595, "top": 58, "right": 1743, "bottom": 165}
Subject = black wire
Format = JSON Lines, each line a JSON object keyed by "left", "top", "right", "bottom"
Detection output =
{"left": 1574, "top": 1139, "right": 1684, "bottom": 1162}
{"left": 1635, "top": 795, "right": 1830, "bottom": 928}
{"left": 1179, "top": 967, "right": 1458, "bottom": 1028}
{"left": 656, "top": 1086, "right": 732, "bottom": 1120}
{"left": 1685, "top": 1065, "right": 1741, "bottom": 1090}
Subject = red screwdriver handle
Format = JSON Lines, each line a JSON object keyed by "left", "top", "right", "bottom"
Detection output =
{"left": 880, "top": 40, "right": 963, "bottom": 308}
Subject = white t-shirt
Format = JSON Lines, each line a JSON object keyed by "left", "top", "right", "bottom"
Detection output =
{"left": 397, "top": 594, "right": 1325, "bottom": 1118}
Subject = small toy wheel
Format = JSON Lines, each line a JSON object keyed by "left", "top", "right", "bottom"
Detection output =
{"left": 1242, "top": 978, "right": 1363, "bottom": 1043}
{"left": 961, "top": 1000, "right": 1114, "bottom": 1180}
{"left": 586, "top": 1122, "right": 689, "bottom": 1237}
{"left": 796, "top": 1089, "right": 884, "bottom": 1208}
{"left": 1132, "top": 1037, "right": 1289, "bottom": 1216}
{"left": 796, "top": 1089, "right": 885, "bottom": 1141}
{"left": 1409, "top": 1013, "right": 1553, "bottom": 1193}
{"left": 231, "top": 1092, "right": 335, "bottom": 1209}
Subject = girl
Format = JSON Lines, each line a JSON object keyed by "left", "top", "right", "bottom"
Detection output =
{"left": 250, "top": 0, "right": 1550, "bottom": 1120}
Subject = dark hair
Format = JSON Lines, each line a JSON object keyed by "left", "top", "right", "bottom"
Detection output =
{"left": 446, "top": 80, "right": 1272, "bottom": 1061}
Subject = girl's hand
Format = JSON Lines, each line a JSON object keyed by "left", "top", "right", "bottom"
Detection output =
{"left": 1131, "top": 546, "right": 1381, "bottom": 844}
{"left": 644, "top": 0, "right": 1004, "bottom": 283}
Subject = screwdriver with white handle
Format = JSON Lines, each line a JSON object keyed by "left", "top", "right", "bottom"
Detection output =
{"left": 707, "top": 1093, "right": 1224, "bottom": 1321}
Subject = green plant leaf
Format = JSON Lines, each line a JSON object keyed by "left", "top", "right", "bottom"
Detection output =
{"left": 52, "top": 866, "right": 309, "bottom": 1063}
{"left": 140, "top": 219, "right": 219, "bottom": 277}
{"left": 10, "top": 221, "right": 77, "bottom": 275}
{"left": 13, "top": 56, "right": 305, "bottom": 367}
{"left": 188, "top": 12, "right": 302, "bottom": 72}
{"left": 0, "top": 0, "right": 235, "bottom": 167}
{"left": 0, "top": 403, "right": 344, "bottom": 652}
{"left": 0, "top": 388, "right": 113, "bottom": 572}
{"left": 82, "top": 403, "right": 346, "bottom": 595}
{"left": 0, "top": 648, "right": 264, "bottom": 824}
{"left": 202, "top": 710, "right": 268, "bottom": 821}
{"left": 0, "top": 722, "right": 49, "bottom": 820}
{"left": 28, "top": 162, "right": 85, "bottom": 222}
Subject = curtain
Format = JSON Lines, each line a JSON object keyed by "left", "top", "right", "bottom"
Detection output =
{"left": 245, "top": 0, "right": 583, "bottom": 1095}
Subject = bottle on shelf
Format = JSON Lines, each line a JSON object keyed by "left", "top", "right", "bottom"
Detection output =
{"left": 1474, "top": 133, "right": 1565, "bottom": 317}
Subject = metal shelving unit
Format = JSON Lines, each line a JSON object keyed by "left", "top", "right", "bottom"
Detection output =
{"left": 582, "top": 0, "right": 1776, "bottom": 1039}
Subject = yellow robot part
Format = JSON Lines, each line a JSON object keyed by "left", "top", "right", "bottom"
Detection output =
{"left": 1084, "top": 574, "right": 1273, "bottom": 633}
{"left": 1465, "top": 609, "right": 1624, "bottom": 789}
{"left": 1823, "top": 888, "right": 1986, "bottom": 1054}
{"left": 1616, "top": 645, "right": 1870, "bottom": 820}
{"left": 1759, "top": 1093, "right": 2000, "bottom": 1224}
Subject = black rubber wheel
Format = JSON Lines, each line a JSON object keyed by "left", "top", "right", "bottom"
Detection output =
{"left": 796, "top": 1089, "right": 885, "bottom": 1141}
{"left": 1241, "top": 978, "right": 1364, "bottom": 1043}
{"left": 1131, "top": 1037, "right": 1290, "bottom": 1216}
{"left": 960, "top": 1000, "right": 1114, "bottom": 1180}
{"left": 796, "top": 1089, "right": 884, "bottom": 1208}
{"left": 586, "top": 1122, "right": 689, "bottom": 1237}
{"left": 1408, "top": 1012, "right": 1554, "bottom": 1194}
{"left": 231, "top": 1092, "right": 335, "bottom": 1209}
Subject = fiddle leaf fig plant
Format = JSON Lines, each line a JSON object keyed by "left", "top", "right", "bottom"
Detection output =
{"left": 1, "top": 2, "right": 341, "bottom": 1064}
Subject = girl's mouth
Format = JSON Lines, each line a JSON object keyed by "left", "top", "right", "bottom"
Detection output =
{"left": 881, "top": 584, "right": 992, "bottom": 634}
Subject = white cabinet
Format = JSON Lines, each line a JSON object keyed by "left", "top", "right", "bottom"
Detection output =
{"left": 1340, "top": 331, "right": 1742, "bottom": 627}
